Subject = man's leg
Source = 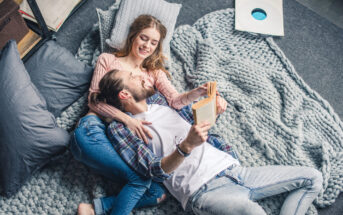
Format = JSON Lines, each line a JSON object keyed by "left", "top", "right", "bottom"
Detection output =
{"left": 231, "top": 165, "right": 323, "bottom": 215}
{"left": 189, "top": 176, "right": 266, "bottom": 215}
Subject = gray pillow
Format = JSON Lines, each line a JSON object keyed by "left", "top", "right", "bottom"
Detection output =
{"left": 105, "top": 0, "right": 181, "bottom": 60}
{"left": 0, "top": 40, "right": 70, "bottom": 197}
{"left": 96, "top": 0, "right": 122, "bottom": 52}
{"left": 25, "top": 40, "right": 93, "bottom": 117}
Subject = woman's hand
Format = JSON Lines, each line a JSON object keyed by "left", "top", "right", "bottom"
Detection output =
{"left": 195, "top": 83, "right": 208, "bottom": 96}
{"left": 125, "top": 117, "right": 153, "bottom": 144}
{"left": 187, "top": 83, "right": 208, "bottom": 102}
{"left": 216, "top": 94, "right": 227, "bottom": 115}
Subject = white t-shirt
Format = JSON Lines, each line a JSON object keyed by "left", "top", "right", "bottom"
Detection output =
{"left": 133, "top": 104, "right": 240, "bottom": 209}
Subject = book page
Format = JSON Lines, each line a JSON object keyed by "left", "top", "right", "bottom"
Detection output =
{"left": 20, "top": 0, "right": 81, "bottom": 31}
{"left": 194, "top": 97, "right": 216, "bottom": 126}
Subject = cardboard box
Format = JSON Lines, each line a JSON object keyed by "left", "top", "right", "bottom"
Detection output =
{"left": 0, "top": 0, "right": 29, "bottom": 50}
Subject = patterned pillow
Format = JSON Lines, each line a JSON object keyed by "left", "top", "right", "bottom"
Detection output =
{"left": 105, "top": 0, "right": 181, "bottom": 60}
{"left": 96, "top": 0, "right": 122, "bottom": 52}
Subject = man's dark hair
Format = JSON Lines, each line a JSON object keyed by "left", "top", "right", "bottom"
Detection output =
{"left": 89, "top": 69, "right": 125, "bottom": 111}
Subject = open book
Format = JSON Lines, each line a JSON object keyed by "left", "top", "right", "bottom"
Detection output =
{"left": 19, "top": 0, "right": 82, "bottom": 32}
{"left": 192, "top": 82, "right": 217, "bottom": 126}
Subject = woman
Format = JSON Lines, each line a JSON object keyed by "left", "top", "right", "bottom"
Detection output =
{"left": 71, "top": 14, "right": 227, "bottom": 215}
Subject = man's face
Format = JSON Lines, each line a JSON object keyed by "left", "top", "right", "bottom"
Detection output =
{"left": 119, "top": 70, "right": 155, "bottom": 102}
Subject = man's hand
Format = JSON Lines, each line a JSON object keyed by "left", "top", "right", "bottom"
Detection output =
{"left": 161, "top": 122, "right": 210, "bottom": 174}
{"left": 180, "top": 122, "right": 211, "bottom": 153}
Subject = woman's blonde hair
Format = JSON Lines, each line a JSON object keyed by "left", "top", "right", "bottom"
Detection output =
{"left": 115, "top": 14, "right": 171, "bottom": 78}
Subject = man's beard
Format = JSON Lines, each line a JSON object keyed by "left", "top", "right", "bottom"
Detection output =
{"left": 129, "top": 86, "right": 156, "bottom": 102}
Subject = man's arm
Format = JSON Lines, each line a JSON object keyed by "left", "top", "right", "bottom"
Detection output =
{"left": 161, "top": 122, "right": 211, "bottom": 173}
{"left": 107, "top": 119, "right": 211, "bottom": 181}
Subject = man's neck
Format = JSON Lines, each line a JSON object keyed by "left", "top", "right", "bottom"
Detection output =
{"left": 124, "top": 99, "right": 148, "bottom": 115}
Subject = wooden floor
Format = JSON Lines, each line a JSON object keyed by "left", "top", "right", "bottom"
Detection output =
{"left": 17, "top": 29, "right": 41, "bottom": 59}
{"left": 296, "top": 0, "right": 343, "bottom": 29}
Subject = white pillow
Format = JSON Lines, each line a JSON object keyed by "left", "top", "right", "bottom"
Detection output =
{"left": 106, "top": 0, "right": 182, "bottom": 60}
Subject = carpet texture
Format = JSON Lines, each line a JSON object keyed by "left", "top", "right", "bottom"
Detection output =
{"left": 1, "top": 8, "right": 342, "bottom": 215}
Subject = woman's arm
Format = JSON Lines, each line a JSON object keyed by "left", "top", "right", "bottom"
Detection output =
{"left": 153, "top": 70, "right": 207, "bottom": 110}
{"left": 88, "top": 53, "right": 129, "bottom": 120}
{"left": 154, "top": 70, "right": 228, "bottom": 112}
{"left": 89, "top": 54, "right": 152, "bottom": 143}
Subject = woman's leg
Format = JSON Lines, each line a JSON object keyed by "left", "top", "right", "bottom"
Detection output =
{"left": 70, "top": 115, "right": 165, "bottom": 215}
{"left": 98, "top": 181, "right": 166, "bottom": 211}
{"left": 232, "top": 165, "right": 323, "bottom": 215}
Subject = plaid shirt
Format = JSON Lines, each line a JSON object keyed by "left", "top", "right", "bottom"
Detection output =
{"left": 107, "top": 92, "right": 232, "bottom": 182}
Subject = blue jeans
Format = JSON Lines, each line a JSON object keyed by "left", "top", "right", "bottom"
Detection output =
{"left": 188, "top": 165, "right": 323, "bottom": 215}
{"left": 70, "top": 115, "right": 166, "bottom": 215}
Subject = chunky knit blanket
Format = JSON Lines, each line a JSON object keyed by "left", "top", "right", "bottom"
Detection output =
{"left": 1, "top": 8, "right": 342, "bottom": 215}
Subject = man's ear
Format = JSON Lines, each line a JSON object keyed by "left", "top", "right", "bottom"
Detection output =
{"left": 118, "top": 89, "right": 130, "bottom": 100}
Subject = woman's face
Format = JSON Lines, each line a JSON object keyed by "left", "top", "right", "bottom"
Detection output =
{"left": 131, "top": 27, "right": 161, "bottom": 60}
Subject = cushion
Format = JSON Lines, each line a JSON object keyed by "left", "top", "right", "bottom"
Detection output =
{"left": 105, "top": 0, "right": 181, "bottom": 60}
{"left": 25, "top": 40, "right": 93, "bottom": 117}
{"left": 0, "top": 40, "right": 70, "bottom": 197}
{"left": 96, "top": 0, "right": 122, "bottom": 52}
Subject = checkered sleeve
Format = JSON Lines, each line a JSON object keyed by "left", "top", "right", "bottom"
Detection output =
{"left": 107, "top": 120, "right": 171, "bottom": 182}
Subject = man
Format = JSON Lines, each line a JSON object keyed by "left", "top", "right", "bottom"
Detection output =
{"left": 100, "top": 69, "right": 323, "bottom": 215}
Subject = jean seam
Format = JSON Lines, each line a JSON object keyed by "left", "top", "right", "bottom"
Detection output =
{"left": 190, "top": 183, "right": 207, "bottom": 213}
{"left": 70, "top": 134, "right": 82, "bottom": 160}
{"left": 122, "top": 185, "right": 148, "bottom": 214}
{"left": 93, "top": 198, "right": 105, "bottom": 215}
{"left": 248, "top": 177, "right": 310, "bottom": 200}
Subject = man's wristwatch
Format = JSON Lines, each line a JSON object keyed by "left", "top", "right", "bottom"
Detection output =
{"left": 176, "top": 144, "right": 191, "bottom": 157}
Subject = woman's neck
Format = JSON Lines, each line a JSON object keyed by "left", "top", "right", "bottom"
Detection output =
{"left": 124, "top": 53, "right": 144, "bottom": 69}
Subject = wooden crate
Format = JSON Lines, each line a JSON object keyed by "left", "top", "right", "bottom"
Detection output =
{"left": 0, "top": 0, "right": 29, "bottom": 50}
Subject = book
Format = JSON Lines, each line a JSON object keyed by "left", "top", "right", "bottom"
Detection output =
{"left": 19, "top": 0, "right": 82, "bottom": 32}
{"left": 192, "top": 81, "right": 217, "bottom": 126}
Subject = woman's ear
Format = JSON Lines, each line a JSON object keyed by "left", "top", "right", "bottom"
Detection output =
{"left": 118, "top": 89, "right": 130, "bottom": 100}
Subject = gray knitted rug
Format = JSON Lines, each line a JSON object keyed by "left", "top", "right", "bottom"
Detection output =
{"left": 1, "top": 8, "right": 343, "bottom": 215}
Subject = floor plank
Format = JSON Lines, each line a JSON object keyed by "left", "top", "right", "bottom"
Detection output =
{"left": 17, "top": 29, "right": 41, "bottom": 59}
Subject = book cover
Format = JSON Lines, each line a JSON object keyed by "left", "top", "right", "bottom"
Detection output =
{"left": 192, "top": 82, "right": 217, "bottom": 126}
{"left": 19, "top": 0, "right": 82, "bottom": 32}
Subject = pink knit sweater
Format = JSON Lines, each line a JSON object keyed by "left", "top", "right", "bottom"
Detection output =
{"left": 88, "top": 53, "right": 192, "bottom": 119}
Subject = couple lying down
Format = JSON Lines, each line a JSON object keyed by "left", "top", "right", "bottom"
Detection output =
{"left": 70, "top": 15, "right": 323, "bottom": 215}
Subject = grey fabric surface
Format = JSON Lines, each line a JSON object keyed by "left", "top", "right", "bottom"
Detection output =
{"left": 25, "top": 40, "right": 93, "bottom": 117}
{"left": 96, "top": 0, "right": 121, "bottom": 52}
{"left": 170, "top": 8, "right": 343, "bottom": 211}
{"left": 0, "top": 0, "right": 341, "bottom": 214}
{"left": 1, "top": 7, "right": 341, "bottom": 214}
{"left": 106, "top": 0, "right": 181, "bottom": 60}
{"left": 0, "top": 40, "right": 70, "bottom": 197}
